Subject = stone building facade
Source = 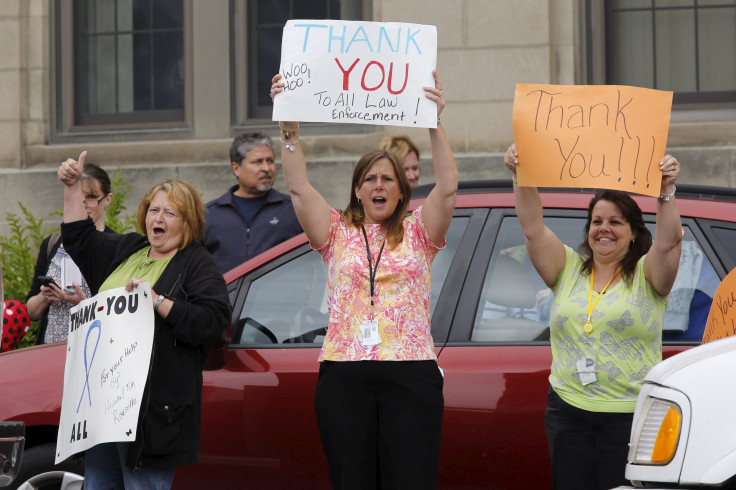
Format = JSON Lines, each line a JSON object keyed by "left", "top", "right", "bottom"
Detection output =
{"left": 0, "top": 0, "right": 734, "bottom": 233}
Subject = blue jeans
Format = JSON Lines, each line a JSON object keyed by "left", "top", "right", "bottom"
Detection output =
{"left": 84, "top": 442, "right": 175, "bottom": 490}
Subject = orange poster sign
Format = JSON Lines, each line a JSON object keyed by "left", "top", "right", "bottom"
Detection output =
{"left": 512, "top": 84, "right": 673, "bottom": 197}
{"left": 702, "top": 268, "right": 736, "bottom": 344}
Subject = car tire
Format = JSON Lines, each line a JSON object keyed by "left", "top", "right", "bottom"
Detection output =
{"left": 9, "top": 442, "right": 84, "bottom": 490}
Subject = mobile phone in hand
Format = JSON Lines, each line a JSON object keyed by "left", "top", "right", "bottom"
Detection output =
{"left": 37, "top": 275, "right": 60, "bottom": 288}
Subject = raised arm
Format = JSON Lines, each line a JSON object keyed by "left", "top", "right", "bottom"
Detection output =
{"left": 422, "top": 71, "right": 458, "bottom": 246}
{"left": 643, "top": 155, "right": 682, "bottom": 296}
{"left": 505, "top": 143, "right": 566, "bottom": 287}
{"left": 271, "top": 75, "right": 332, "bottom": 248}
{"left": 58, "top": 151, "right": 89, "bottom": 223}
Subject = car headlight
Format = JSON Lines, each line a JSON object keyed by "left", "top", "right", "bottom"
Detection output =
{"left": 632, "top": 398, "right": 681, "bottom": 465}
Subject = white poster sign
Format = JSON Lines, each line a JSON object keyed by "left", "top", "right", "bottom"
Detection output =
{"left": 55, "top": 284, "right": 154, "bottom": 463}
{"left": 272, "top": 20, "right": 438, "bottom": 128}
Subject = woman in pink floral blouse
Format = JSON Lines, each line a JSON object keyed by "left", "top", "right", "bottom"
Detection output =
{"left": 271, "top": 70, "right": 457, "bottom": 489}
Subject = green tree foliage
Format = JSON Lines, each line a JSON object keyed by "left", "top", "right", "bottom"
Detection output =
{"left": 0, "top": 203, "right": 48, "bottom": 305}
{"left": 105, "top": 168, "right": 139, "bottom": 234}
{"left": 0, "top": 168, "right": 137, "bottom": 348}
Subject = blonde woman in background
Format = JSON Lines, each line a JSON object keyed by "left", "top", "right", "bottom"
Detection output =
{"left": 378, "top": 135, "right": 422, "bottom": 188}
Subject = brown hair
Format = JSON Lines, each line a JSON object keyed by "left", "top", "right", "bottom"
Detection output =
{"left": 137, "top": 178, "right": 205, "bottom": 249}
{"left": 81, "top": 163, "right": 112, "bottom": 196}
{"left": 579, "top": 190, "right": 652, "bottom": 285}
{"left": 377, "top": 135, "right": 420, "bottom": 163}
{"left": 344, "top": 150, "right": 412, "bottom": 249}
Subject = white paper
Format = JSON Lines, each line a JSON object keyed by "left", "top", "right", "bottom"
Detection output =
{"left": 576, "top": 356, "right": 597, "bottom": 386}
{"left": 273, "top": 20, "right": 438, "bottom": 128}
{"left": 62, "top": 257, "right": 84, "bottom": 293}
{"left": 55, "top": 284, "right": 155, "bottom": 463}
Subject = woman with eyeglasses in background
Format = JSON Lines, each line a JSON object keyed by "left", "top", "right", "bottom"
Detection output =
{"left": 26, "top": 162, "right": 115, "bottom": 344}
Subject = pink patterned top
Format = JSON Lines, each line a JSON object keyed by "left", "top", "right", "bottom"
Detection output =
{"left": 316, "top": 206, "right": 443, "bottom": 361}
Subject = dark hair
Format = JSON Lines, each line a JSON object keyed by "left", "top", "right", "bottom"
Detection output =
{"left": 344, "top": 149, "right": 412, "bottom": 249}
{"left": 81, "top": 163, "right": 112, "bottom": 196}
{"left": 579, "top": 190, "right": 652, "bottom": 285}
{"left": 137, "top": 179, "right": 205, "bottom": 249}
{"left": 230, "top": 132, "right": 274, "bottom": 165}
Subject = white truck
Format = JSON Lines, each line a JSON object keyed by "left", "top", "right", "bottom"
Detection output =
{"left": 617, "top": 335, "right": 736, "bottom": 489}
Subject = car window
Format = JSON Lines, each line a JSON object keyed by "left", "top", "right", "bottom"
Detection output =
{"left": 708, "top": 224, "right": 736, "bottom": 272}
{"left": 235, "top": 251, "right": 329, "bottom": 345}
{"left": 470, "top": 217, "right": 719, "bottom": 343}
{"left": 430, "top": 217, "right": 469, "bottom": 315}
{"left": 661, "top": 231, "right": 719, "bottom": 342}
{"left": 472, "top": 217, "right": 583, "bottom": 342}
{"left": 234, "top": 215, "right": 468, "bottom": 346}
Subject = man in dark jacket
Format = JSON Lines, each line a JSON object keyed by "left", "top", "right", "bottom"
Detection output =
{"left": 203, "top": 132, "right": 303, "bottom": 274}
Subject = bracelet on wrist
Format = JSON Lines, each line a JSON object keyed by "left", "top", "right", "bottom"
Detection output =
{"left": 659, "top": 184, "right": 676, "bottom": 202}
{"left": 512, "top": 176, "right": 518, "bottom": 185}
{"left": 154, "top": 293, "right": 166, "bottom": 312}
{"left": 279, "top": 122, "right": 299, "bottom": 140}
{"left": 280, "top": 136, "right": 301, "bottom": 152}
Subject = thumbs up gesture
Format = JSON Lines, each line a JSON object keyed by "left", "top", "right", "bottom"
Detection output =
{"left": 58, "top": 150, "right": 87, "bottom": 186}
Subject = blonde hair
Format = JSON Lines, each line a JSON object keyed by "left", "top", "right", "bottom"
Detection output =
{"left": 343, "top": 150, "right": 412, "bottom": 249}
{"left": 137, "top": 179, "right": 205, "bottom": 249}
{"left": 377, "top": 135, "right": 420, "bottom": 163}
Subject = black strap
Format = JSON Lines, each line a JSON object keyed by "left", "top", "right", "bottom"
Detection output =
{"left": 47, "top": 231, "right": 61, "bottom": 260}
{"left": 360, "top": 225, "right": 385, "bottom": 308}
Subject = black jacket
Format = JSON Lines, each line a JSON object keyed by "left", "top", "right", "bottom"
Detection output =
{"left": 61, "top": 218, "right": 230, "bottom": 470}
{"left": 202, "top": 186, "right": 303, "bottom": 273}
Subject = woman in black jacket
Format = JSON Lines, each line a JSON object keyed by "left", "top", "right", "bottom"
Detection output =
{"left": 59, "top": 151, "right": 230, "bottom": 489}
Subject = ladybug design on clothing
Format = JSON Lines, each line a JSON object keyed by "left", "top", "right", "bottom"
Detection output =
{"left": 2, "top": 300, "right": 31, "bottom": 352}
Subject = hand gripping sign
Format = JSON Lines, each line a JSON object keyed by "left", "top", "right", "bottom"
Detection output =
{"left": 272, "top": 20, "right": 438, "bottom": 128}
{"left": 56, "top": 284, "right": 154, "bottom": 463}
{"left": 512, "top": 83, "right": 673, "bottom": 197}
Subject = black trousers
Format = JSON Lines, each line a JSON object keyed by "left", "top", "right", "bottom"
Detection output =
{"left": 314, "top": 360, "right": 444, "bottom": 490}
{"left": 544, "top": 388, "right": 634, "bottom": 490}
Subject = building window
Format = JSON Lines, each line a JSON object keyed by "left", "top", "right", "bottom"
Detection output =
{"left": 589, "top": 0, "right": 736, "bottom": 106}
{"left": 234, "top": 0, "right": 368, "bottom": 122}
{"left": 56, "top": 0, "right": 189, "bottom": 132}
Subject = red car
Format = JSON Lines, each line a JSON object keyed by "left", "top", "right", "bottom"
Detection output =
{"left": 1, "top": 181, "right": 734, "bottom": 489}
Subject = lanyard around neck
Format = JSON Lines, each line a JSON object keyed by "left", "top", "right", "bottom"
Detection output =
{"left": 360, "top": 225, "right": 386, "bottom": 311}
{"left": 584, "top": 265, "right": 622, "bottom": 335}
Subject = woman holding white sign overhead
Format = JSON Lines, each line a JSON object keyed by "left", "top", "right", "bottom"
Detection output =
{"left": 504, "top": 142, "right": 682, "bottom": 490}
{"left": 271, "top": 70, "right": 456, "bottom": 489}
{"left": 58, "top": 153, "right": 230, "bottom": 490}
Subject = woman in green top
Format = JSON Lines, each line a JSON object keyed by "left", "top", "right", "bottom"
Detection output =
{"left": 59, "top": 151, "right": 230, "bottom": 490}
{"left": 504, "top": 143, "right": 682, "bottom": 490}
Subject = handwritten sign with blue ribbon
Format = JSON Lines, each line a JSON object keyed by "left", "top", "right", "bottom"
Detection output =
{"left": 56, "top": 284, "right": 154, "bottom": 464}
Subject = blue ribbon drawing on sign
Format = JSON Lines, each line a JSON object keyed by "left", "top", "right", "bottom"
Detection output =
{"left": 77, "top": 319, "right": 101, "bottom": 413}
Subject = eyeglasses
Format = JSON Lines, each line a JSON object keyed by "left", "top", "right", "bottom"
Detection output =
{"left": 82, "top": 194, "right": 108, "bottom": 208}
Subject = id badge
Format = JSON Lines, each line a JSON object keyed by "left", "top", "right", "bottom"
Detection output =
{"left": 361, "top": 319, "right": 381, "bottom": 346}
{"left": 576, "top": 356, "right": 597, "bottom": 386}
